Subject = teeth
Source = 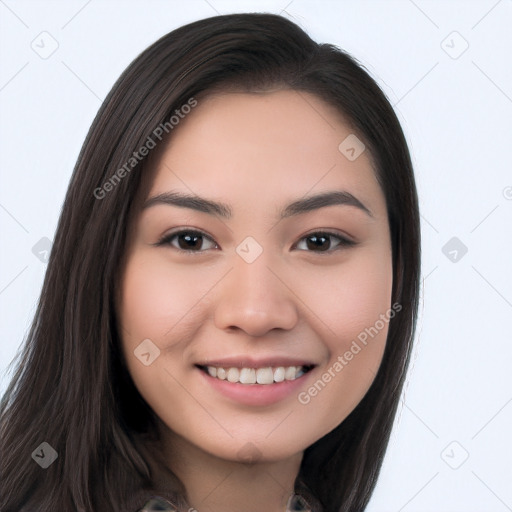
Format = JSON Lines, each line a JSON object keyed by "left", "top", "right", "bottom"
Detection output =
{"left": 227, "top": 367, "right": 240, "bottom": 383}
{"left": 203, "top": 365, "right": 308, "bottom": 385}
{"left": 256, "top": 367, "right": 273, "bottom": 384}
{"left": 273, "top": 367, "right": 285, "bottom": 383}
{"left": 239, "top": 368, "right": 256, "bottom": 384}
{"left": 285, "top": 366, "right": 297, "bottom": 380}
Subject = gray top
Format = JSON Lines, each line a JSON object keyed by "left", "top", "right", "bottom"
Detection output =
{"left": 137, "top": 493, "right": 312, "bottom": 511}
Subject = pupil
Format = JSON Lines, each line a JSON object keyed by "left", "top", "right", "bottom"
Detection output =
{"left": 176, "top": 234, "right": 331, "bottom": 251}
{"left": 180, "top": 234, "right": 201, "bottom": 250}
{"left": 307, "top": 235, "right": 329, "bottom": 251}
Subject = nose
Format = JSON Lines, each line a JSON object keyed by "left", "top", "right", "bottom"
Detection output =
{"left": 213, "top": 251, "right": 299, "bottom": 337}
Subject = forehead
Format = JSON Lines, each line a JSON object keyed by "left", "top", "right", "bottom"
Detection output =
{"left": 144, "top": 89, "right": 385, "bottom": 217}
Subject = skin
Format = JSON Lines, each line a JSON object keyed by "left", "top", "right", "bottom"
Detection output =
{"left": 117, "top": 89, "right": 393, "bottom": 512}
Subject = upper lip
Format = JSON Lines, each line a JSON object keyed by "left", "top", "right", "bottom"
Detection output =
{"left": 196, "top": 356, "right": 316, "bottom": 369}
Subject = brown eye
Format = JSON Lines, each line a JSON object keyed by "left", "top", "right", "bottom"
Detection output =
{"left": 295, "top": 232, "right": 356, "bottom": 253}
{"left": 156, "top": 230, "right": 217, "bottom": 252}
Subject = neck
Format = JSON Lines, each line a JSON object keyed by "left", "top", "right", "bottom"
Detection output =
{"left": 159, "top": 427, "right": 303, "bottom": 512}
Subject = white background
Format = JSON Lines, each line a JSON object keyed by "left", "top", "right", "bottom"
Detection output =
{"left": 1, "top": 1, "right": 511, "bottom": 510}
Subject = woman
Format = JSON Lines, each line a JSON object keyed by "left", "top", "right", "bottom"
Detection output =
{"left": 0, "top": 12, "right": 420, "bottom": 512}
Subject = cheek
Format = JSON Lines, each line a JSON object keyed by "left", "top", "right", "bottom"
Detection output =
{"left": 336, "top": 257, "right": 393, "bottom": 336}
{"left": 294, "top": 245, "right": 393, "bottom": 343}
{"left": 117, "top": 254, "right": 200, "bottom": 418}
{"left": 117, "top": 252, "right": 223, "bottom": 401}
{"left": 292, "top": 248, "right": 393, "bottom": 438}
{"left": 118, "top": 253, "right": 213, "bottom": 344}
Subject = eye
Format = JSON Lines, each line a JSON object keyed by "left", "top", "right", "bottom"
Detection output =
{"left": 294, "top": 231, "right": 356, "bottom": 253}
{"left": 155, "top": 229, "right": 218, "bottom": 253}
{"left": 155, "top": 229, "right": 356, "bottom": 254}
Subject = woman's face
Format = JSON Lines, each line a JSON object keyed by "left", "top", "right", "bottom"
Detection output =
{"left": 117, "top": 89, "right": 393, "bottom": 463}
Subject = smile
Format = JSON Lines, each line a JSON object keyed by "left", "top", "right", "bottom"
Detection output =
{"left": 199, "top": 365, "right": 314, "bottom": 385}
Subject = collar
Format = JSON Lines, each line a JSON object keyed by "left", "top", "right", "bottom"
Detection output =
{"left": 138, "top": 493, "right": 312, "bottom": 511}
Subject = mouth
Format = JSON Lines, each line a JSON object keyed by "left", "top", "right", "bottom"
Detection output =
{"left": 196, "top": 364, "right": 315, "bottom": 385}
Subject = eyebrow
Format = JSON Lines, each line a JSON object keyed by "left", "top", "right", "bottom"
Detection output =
{"left": 142, "top": 190, "right": 373, "bottom": 219}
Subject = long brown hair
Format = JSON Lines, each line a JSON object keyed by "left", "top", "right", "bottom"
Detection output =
{"left": 0, "top": 13, "right": 420, "bottom": 512}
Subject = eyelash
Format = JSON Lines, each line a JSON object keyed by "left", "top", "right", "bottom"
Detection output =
{"left": 154, "top": 229, "right": 357, "bottom": 254}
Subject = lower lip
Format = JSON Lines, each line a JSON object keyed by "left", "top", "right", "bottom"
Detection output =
{"left": 198, "top": 367, "right": 314, "bottom": 407}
